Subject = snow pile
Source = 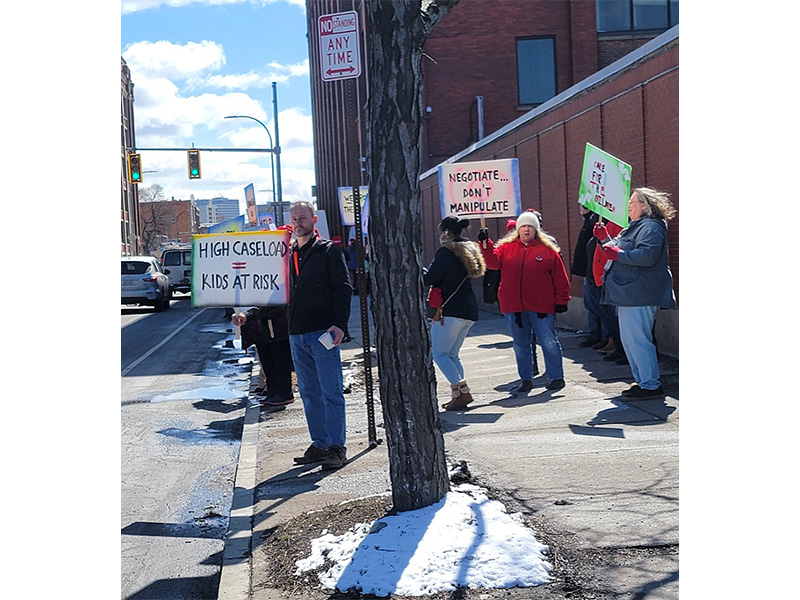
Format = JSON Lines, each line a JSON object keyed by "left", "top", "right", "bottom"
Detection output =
{"left": 295, "top": 484, "right": 551, "bottom": 596}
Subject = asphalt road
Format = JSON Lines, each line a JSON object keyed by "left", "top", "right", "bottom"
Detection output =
{"left": 121, "top": 295, "right": 252, "bottom": 600}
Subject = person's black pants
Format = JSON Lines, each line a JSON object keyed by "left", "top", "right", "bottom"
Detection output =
{"left": 255, "top": 338, "right": 294, "bottom": 401}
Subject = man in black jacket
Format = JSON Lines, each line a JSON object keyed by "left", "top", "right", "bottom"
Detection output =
{"left": 287, "top": 201, "right": 353, "bottom": 470}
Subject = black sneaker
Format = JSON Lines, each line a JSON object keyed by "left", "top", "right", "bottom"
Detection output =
{"left": 293, "top": 444, "right": 328, "bottom": 464}
{"left": 264, "top": 396, "right": 294, "bottom": 406}
{"left": 579, "top": 338, "right": 602, "bottom": 348}
{"left": 620, "top": 383, "right": 639, "bottom": 397}
{"left": 321, "top": 445, "right": 347, "bottom": 470}
{"left": 546, "top": 378, "right": 565, "bottom": 391}
{"left": 516, "top": 380, "right": 534, "bottom": 394}
{"left": 625, "top": 385, "right": 664, "bottom": 400}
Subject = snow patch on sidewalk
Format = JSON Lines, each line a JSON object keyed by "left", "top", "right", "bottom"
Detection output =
{"left": 295, "top": 484, "right": 551, "bottom": 596}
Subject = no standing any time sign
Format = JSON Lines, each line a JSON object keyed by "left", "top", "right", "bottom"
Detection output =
{"left": 318, "top": 11, "right": 361, "bottom": 81}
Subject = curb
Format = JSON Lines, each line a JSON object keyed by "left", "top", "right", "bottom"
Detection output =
{"left": 218, "top": 366, "right": 261, "bottom": 600}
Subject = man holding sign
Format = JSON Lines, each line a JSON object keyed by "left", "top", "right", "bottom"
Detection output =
{"left": 287, "top": 201, "right": 353, "bottom": 470}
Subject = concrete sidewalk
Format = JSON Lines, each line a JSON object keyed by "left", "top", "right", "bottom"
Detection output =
{"left": 219, "top": 295, "right": 679, "bottom": 599}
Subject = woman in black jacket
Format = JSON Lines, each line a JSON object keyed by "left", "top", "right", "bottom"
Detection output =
{"left": 423, "top": 216, "right": 486, "bottom": 411}
{"left": 233, "top": 305, "right": 294, "bottom": 406}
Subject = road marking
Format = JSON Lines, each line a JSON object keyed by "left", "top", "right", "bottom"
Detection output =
{"left": 121, "top": 308, "right": 207, "bottom": 377}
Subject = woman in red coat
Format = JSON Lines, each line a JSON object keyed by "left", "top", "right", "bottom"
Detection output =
{"left": 478, "top": 211, "right": 571, "bottom": 392}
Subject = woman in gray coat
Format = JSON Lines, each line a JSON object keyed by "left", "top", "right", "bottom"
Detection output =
{"left": 595, "top": 187, "right": 677, "bottom": 400}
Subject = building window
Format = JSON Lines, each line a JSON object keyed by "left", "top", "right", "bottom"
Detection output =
{"left": 596, "top": 0, "right": 678, "bottom": 33}
{"left": 516, "top": 36, "right": 556, "bottom": 107}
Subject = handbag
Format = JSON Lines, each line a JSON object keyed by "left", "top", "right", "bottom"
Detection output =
{"left": 427, "top": 286, "right": 443, "bottom": 308}
{"left": 430, "top": 276, "right": 468, "bottom": 325}
{"left": 482, "top": 269, "right": 501, "bottom": 304}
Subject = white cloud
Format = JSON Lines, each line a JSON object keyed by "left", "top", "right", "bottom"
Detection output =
{"left": 200, "top": 59, "right": 309, "bottom": 91}
{"left": 122, "top": 15, "right": 314, "bottom": 216}
{"left": 121, "top": 0, "right": 305, "bottom": 16}
{"left": 122, "top": 40, "right": 226, "bottom": 80}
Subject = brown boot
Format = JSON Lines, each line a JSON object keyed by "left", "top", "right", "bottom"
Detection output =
{"left": 597, "top": 338, "right": 616, "bottom": 354}
{"left": 443, "top": 380, "right": 474, "bottom": 411}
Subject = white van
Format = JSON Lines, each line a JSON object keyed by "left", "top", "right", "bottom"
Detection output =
{"left": 161, "top": 247, "right": 192, "bottom": 293}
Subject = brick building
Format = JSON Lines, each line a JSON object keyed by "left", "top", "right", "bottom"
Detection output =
{"left": 138, "top": 199, "right": 200, "bottom": 255}
{"left": 121, "top": 58, "right": 140, "bottom": 256}
{"left": 419, "top": 28, "right": 679, "bottom": 354}
{"left": 305, "top": 0, "right": 679, "bottom": 353}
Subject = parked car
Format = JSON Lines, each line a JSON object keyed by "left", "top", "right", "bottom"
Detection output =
{"left": 161, "top": 247, "right": 192, "bottom": 294}
{"left": 122, "top": 256, "right": 172, "bottom": 311}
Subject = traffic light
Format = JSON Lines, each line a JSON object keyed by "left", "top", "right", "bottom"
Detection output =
{"left": 187, "top": 149, "right": 201, "bottom": 179}
{"left": 127, "top": 153, "right": 142, "bottom": 184}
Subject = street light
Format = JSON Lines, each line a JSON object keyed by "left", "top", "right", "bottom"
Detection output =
{"left": 224, "top": 112, "right": 281, "bottom": 225}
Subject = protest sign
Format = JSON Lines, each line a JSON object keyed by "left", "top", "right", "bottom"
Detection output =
{"left": 338, "top": 186, "right": 369, "bottom": 227}
{"left": 207, "top": 214, "right": 245, "bottom": 234}
{"left": 577, "top": 143, "right": 631, "bottom": 229}
{"left": 191, "top": 230, "right": 291, "bottom": 307}
{"left": 245, "top": 183, "right": 257, "bottom": 227}
{"left": 438, "top": 158, "right": 520, "bottom": 220}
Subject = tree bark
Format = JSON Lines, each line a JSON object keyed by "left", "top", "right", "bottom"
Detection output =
{"left": 363, "top": 0, "right": 460, "bottom": 512}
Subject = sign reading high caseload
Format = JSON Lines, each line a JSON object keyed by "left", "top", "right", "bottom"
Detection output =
{"left": 191, "top": 230, "right": 291, "bottom": 307}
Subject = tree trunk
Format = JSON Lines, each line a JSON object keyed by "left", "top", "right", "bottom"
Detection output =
{"left": 363, "top": 0, "right": 460, "bottom": 512}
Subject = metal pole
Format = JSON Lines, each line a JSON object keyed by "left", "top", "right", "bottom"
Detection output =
{"left": 347, "top": 78, "right": 378, "bottom": 448}
{"left": 272, "top": 82, "right": 284, "bottom": 226}
{"left": 222, "top": 115, "right": 277, "bottom": 219}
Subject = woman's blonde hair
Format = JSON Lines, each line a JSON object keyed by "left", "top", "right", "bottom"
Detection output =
{"left": 496, "top": 228, "right": 560, "bottom": 254}
{"left": 634, "top": 187, "right": 676, "bottom": 221}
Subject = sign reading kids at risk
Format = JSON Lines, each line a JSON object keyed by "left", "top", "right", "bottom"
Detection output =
{"left": 438, "top": 158, "right": 521, "bottom": 220}
{"left": 577, "top": 143, "right": 631, "bottom": 229}
{"left": 191, "top": 229, "right": 291, "bottom": 308}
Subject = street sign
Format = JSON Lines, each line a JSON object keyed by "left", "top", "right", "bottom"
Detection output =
{"left": 318, "top": 11, "right": 361, "bottom": 81}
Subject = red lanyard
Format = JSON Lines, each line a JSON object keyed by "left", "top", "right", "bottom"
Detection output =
{"left": 293, "top": 250, "right": 299, "bottom": 276}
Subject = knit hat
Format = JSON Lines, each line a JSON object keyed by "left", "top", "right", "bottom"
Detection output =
{"left": 516, "top": 211, "right": 540, "bottom": 230}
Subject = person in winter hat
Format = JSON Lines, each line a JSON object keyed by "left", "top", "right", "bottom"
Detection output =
{"left": 423, "top": 216, "right": 486, "bottom": 410}
{"left": 478, "top": 210, "right": 570, "bottom": 392}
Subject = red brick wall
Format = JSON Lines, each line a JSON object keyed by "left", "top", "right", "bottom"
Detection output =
{"left": 421, "top": 0, "right": 597, "bottom": 170}
{"left": 421, "top": 40, "right": 679, "bottom": 303}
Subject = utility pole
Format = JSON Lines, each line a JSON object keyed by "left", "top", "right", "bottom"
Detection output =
{"left": 272, "top": 82, "right": 285, "bottom": 226}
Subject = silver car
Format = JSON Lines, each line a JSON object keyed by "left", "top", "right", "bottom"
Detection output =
{"left": 122, "top": 256, "right": 172, "bottom": 311}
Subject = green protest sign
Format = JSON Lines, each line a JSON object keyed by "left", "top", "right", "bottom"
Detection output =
{"left": 578, "top": 143, "right": 631, "bottom": 229}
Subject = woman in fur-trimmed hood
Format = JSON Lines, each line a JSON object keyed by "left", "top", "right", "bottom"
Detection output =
{"left": 423, "top": 216, "right": 486, "bottom": 411}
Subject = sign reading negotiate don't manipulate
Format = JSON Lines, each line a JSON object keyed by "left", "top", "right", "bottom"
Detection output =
{"left": 438, "top": 158, "right": 521, "bottom": 220}
{"left": 191, "top": 230, "right": 291, "bottom": 307}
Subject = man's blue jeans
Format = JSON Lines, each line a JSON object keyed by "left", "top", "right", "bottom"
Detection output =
{"left": 504, "top": 311, "right": 564, "bottom": 382}
{"left": 430, "top": 316, "right": 474, "bottom": 384}
{"left": 289, "top": 331, "right": 347, "bottom": 450}
{"left": 617, "top": 305, "right": 660, "bottom": 390}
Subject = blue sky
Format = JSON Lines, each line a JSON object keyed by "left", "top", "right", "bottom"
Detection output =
{"left": 121, "top": 0, "right": 313, "bottom": 216}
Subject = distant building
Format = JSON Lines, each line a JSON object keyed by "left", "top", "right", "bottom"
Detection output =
{"left": 139, "top": 199, "right": 200, "bottom": 254}
{"left": 195, "top": 196, "right": 240, "bottom": 226}
{"left": 121, "top": 58, "right": 140, "bottom": 256}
